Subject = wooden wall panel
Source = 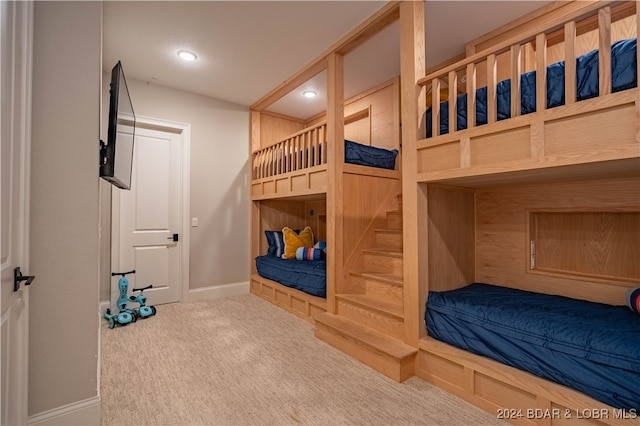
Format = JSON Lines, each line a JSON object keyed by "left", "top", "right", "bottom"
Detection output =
{"left": 427, "top": 185, "right": 475, "bottom": 293}
{"left": 418, "top": 142, "right": 460, "bottom": 173}
{"left": 307, "top": 79, "right": 400, "bottom": 152}
{"left": 345, "top": 80, "right": 399, "bottom": 151}
{"left": 259, "top": 113, "right": 306, "bottom": 149}
{"left": 475, "top": 177, "right": 640, "bottom": 305}
{"left": 258, "top": 200, "right": 306, "bottom": 256}
{"left": 305, "top": 199, "right": 327, "bottom": 243}
{"left": 532, "top": 211, "right": 640, "bottom": 283}
{"left": 470, "top": 127, "right": 531, "bottom": 167}
{"left": 545, "top": 104, "right": 637, "bottom": 156}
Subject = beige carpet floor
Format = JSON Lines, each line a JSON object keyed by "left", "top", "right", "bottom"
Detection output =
{"left": 101, "top": 293, "right": 507, "bottom": 426}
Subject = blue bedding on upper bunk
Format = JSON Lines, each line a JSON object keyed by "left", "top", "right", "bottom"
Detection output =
{"left": 304, "top": 140, "right": 398, "bottom": 170}
{"left": 255, "top": 255, "right": 326, "bottom": 298}
{"left": 426, "top": 38, "right": 637, "bottom": 137}
{"left": 345, "top": 140, "right": 398, "bottom": 170}
{"left": 426, "top": 283, "right": 640, "bottom": 410}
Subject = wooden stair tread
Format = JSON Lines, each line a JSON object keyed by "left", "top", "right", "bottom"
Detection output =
{"left": 336, "top": 293, "right": 403, "bottom": 318}
{"left": 375, "top": 228, "right": 402, "bottom": 234}
{"left": 315, "top": 313, "right": 416, "bottom": 360}
{"left": 349, "top": 270, "right": 403, "bottom": 286}
{"left": 362, "top": 247, "right": 403, "bottom": 258}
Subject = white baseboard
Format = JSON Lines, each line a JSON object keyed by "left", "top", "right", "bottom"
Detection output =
{"left": 186, "top": 281, "right": 249, "bottom": 302}
{"left": 99, "top": 300, "right": 110, "bottom": 316}
{"left": 99, "top": 281, "right": 249, "bottom": 310}
{"left": 28, "top": 396, "right": 100, "bottom": 425}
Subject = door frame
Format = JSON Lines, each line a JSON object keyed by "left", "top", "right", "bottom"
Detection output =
{"left": 1, "top": 0, "right": 32, "bottom": 423}
{"left": 110, "top": 115, "right": 191, "bottom": 304}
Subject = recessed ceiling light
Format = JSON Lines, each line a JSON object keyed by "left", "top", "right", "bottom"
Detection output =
{"left": 177, "top": 50, "right": 197, "bottom": 62}
{"left": 303, "top": 90, "right": 317, "bottom": 98}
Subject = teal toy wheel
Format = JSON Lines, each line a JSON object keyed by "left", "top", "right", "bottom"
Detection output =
{"left": 138, "top": 306, "right": 154, "bottom": 317}
{"left": 108, "top": 318, "right": 116, "bottom": 329}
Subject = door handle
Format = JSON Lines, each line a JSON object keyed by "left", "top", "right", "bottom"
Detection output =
{"left": 167, "top": 233, "right": 179, "bottom": 242}
{"left": 14, "top": 267, "right": 35, "bottom": 292}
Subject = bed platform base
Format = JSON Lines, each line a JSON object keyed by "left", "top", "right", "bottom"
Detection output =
{"left": 250, "top": 273, "right": 326, "bottom": 323}
{"left": 417, "top": 337, "right": 637, "bottom": 426}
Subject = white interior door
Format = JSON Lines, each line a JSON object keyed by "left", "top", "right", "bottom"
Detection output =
{"left": 1, "top": 1, "right": 31, "bottom": 424}
{"left": 113, "top": 124, "right": 184, "bottom": 306}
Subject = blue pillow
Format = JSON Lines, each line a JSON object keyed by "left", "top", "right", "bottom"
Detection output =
{"left": 265, "top": 229, "right": 301, "bottom": 257}
{"left": 264, "top": 230, "right": 285, "bottom": 257}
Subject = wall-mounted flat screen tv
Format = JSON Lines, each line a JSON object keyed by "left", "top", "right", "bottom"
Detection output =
{"left": 100, "top": 60, "right": 135, "bottom": 190}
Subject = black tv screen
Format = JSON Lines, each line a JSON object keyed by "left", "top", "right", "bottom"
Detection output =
{"left": 100, "top": 60, "right": 135, "bottom": 190}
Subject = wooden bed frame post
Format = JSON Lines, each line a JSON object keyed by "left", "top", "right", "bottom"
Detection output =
{"left": 326, "top": 52, "right": 345, "bottom": 314}
{"left": 399, "top": 0, "right": 426, "bottom": 347}
{"left": 250, "top": 111, "right": 262, "bottom": 276}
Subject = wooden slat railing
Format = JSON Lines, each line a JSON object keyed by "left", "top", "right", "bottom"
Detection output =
{"left": 420, "top": 1, "right": 636, "bottom": 139}
{"left": 252, "top": 122, "right": 327, "bottom": 180}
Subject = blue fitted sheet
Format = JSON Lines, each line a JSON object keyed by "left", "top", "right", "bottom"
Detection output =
{"left": 255, "top": 255, "right": 326, "bottom": 298}
{"left": 426, "top": 283, "right": 640, "bottom": 410}
{"left": 426, "top": 38, "right": 637, "bottom": 137}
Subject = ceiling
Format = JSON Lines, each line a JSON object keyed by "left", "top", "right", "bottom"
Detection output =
{"left": 103, "top": 1, "right": 550, "bottom": 120}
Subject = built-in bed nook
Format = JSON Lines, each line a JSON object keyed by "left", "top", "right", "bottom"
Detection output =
{"left": 250, "top": 16, "right": 403, "bottom": 324}
{"left": 401, "top": 0, "right": 640, "bottom": 423}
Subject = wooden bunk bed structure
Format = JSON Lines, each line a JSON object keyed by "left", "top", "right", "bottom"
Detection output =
{"left": 249, "top": 4, "right": 407, "bottom": 370}
{"left": 401, "top": 0, "right": 639, "bottom": 423}
{"left": 250, "top": 1, "right": 639, "bottom": 423}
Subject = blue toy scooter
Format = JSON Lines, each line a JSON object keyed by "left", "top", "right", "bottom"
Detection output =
{"left": 103, "top": 270, "right": 156, "bottom": 329}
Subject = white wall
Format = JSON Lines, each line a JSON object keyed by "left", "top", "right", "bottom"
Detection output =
{"left": 100, "top": 77, "right": 250, "bottom": 301}
{"left": 30, "top": 0, "right": 101, "bottom": 419}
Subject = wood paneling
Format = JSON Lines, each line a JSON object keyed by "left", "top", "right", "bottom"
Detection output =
{"left": 475, "top": 177, "right": 640, "bottom": 305}
{"left": 427, "top": 185, "right": 475, "bottom": 293}
{"left": 259, "top": 112, "right": 306, "bottom": 149}
{"left": 532, "top": 211, "right": 640, "bottom": 283}
{"left": 250, "top": 274, "right": 326, "bottom": 323}
{"left": 545, "top": 104, "right": 637, "bottom": 156}
{"left": 308, "top": 79, "right": 401, "bottom": 153}
{"left": 471, "top": 127, "right": 531, "bottom": 166}
{"left": 258, "top": 200, "right": 306, "bottom": 256}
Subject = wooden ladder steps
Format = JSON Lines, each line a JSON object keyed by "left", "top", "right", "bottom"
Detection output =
{"left": 374, "top": 228, "right": 403, "bottom": 249}
{"left": 362, "top": 247, "right": 403, "bottom": 258}
{"left": 314, "top": 312, "right": 417, "bottom": 382}
{"left": 361, "top": 249, "right": 403, "bottom": 276}
{"left": 336, "top": 293, "right": 403, "bottom": 319}
{"left": 386, "top": 210, "right": 402, "bottom": 230}
{"left": 350, "top": 270, "right": 403, "bottom": 284}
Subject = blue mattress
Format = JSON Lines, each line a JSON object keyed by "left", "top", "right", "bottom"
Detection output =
{"left": 426, "top": 38, "right": 637, "bottom": 137}
{"left": 255, "top": 255, "right": 326, "bottom": 298}
{"left": 426, "top": 283, "right": 640, "bottom": 410}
